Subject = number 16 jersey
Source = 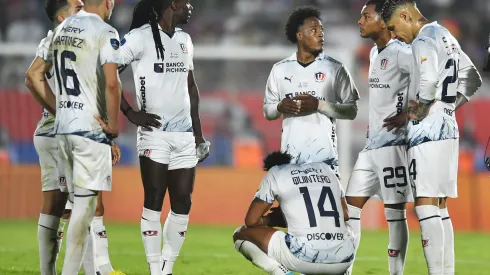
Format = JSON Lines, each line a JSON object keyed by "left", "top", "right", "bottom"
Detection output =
{"left": 51, "top": 10, "right": 120, "bottom": 144}
{"left": 255, "top": 162, "right": 353, "bottom": 263}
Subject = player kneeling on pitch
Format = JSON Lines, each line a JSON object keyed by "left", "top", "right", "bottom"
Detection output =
{"left": 233, "top": 152, "right": 355, "bottom": 275}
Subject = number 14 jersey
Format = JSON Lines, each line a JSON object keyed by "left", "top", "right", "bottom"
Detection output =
{"left": 51, "top": 10, "right": 120, "bottom": 144}
{"left": 255, "top": 162, "right": 352, "bottom": 263}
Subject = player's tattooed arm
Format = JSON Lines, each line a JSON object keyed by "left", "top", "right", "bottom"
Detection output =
{"left": 408, "top": 98, "right": 432, "bottom": 121}
{"left": 25, "top": 57, "right": 56, "bottom": 115}
{"left": 244, "top": 197, "right": 273, "bottom": 227}
{"left": 455, "top": 93, "right": 469, "bottom": 110}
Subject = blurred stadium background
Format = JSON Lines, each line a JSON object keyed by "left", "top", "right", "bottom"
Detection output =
{"left": 0, "top": 0, "right": 489, "bottom": 274}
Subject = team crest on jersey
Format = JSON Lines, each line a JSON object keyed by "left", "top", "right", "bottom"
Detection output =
{"left": 143, "top": 149, "right": 151, "bottom": 157}
{"left": 180, "top": 43, "right": 188, "bottom": 54}
{"left": 381, "top": 58, "right": 389, "bottom": 70}
{"left": 110, "top": 39, "right": 120, "bottom": 50}
{"left": 314, "top": 72, "right": 325, "bottom": 82}
{"left": 59, "top": 177, "right": 67, "bottom": 186}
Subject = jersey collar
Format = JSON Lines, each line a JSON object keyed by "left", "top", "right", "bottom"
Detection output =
{"left": 418, "top": 21, "right": 438, "bottom": 34}
{"left": 288, "top": 52, "right": 326, "bottom": 61}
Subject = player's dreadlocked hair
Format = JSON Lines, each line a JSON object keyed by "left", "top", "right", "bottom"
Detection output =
{"left": 365, "top": 0, "right": 387, "bottom": 14}
{"left": 284, "top": 6, "right": 321, "bottom": 44}
{"left": 381, "top": 0, "right": 415, "bottom": 22}
{"left": 44, "top": 0, "right": 68, "bottom": 22}
{"left": 263, "top": 151, "right": 293, "bottom": 171}
{"left": 129, "top": 0, "right": 173, "bottom": 60}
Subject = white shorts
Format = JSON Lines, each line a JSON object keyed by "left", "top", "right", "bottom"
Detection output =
{"left": 267, "top": 231, "right": 353, "bottom": 275}
{"left": 408, "top": 139, "right": 459, "bottom": 198}
{"left": 346, "top": 145, "right": 413, "bottom": 204}
{"left": 138, "top": 132, "right": 198, "bottom": 170}
{"left": 56, "top": 135, "right": 112, "bottom": 192}
{"left": 34, "top": 136, "right": 66, "bottom": 192}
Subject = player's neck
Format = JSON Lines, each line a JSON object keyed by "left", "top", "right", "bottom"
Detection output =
{"left": 372, "top": 30, "right": 392, "bottom": 49}
{"left": 159, "top": 10, "right": 177, "bottom": 33}
{"left": 296, "top": 49, "right": 318, "bottom": 64}
{"left": 408, "top": 6, "right": 430, "bottom": 39}
{"left": 84, "top": 6, "right": 105, "bottom": 21}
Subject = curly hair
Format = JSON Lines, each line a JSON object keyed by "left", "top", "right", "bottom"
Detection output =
{"left": 365, "top": 0, "right": 387, "bottom": 14}
{"left": 284, "top": 6, "right": 322, "bottom": 44}
{"left": 263, "top": 151, "right": 292, "bottom": 171}
{"left": 381, "top": 0, "right": 415, "bottom": 22}
{"left": 44, "top": 0, "right": 68, "bottom": 22}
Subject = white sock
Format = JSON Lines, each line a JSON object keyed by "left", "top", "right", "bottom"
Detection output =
{"left": 57, "top": 218, "right": 69, "bottom": 254}
{"left": 344, "top": 204, "right": 361, "bottom": 275}
{"left": 38, "top": 214, "right": 61, "bottom": 275}
{"left": 91, "top": 216, "right": 114, "bottom": 275}
{"left": 415, "top": 205, "right": 444, "bottom": 275}
{"left": 385, "top": 208, "right": 409, "bottom": 275}
{"left": 161, "top": 211, "right": 189, "bottom": 274}
{"left": 61, "top": 188, "right": 98, "bottom": 275}
{"left": 81, "top": 229, "right": 96, "bottom": 275}
{"left": 141, "top": 208, "right": 162, "bottom": 275}
{"left": 440, "top": 208, "right": 454, "bottom": 275}
{"left": 234, "top": 239, "right": 290, "bottom": 275}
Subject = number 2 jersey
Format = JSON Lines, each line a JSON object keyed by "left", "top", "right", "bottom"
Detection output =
{"left": 51, "top": 10, "right": 120, "bottom": 144}
{"left": 255, "top": 162, "right": 354, "bottom": 264}
{"left": 34, "top": 31, "right": 56, "bottom": 138}
{"left": 118, "top": 24, "right": 194, "bottom": 145}
{"left": 408, "top": 21, "right": 480, "bottom": 148}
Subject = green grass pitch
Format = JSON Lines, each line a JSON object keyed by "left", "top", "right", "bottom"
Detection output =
{"left": 0, "top": 220, "right": 489, "bottom": 274}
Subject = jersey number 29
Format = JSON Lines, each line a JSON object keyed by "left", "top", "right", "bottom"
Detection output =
{"left": 299, "top": 186, "right": 340, "bottom": 228}
{"left": 54, "top": 50, "right": 81, "bottom": 97}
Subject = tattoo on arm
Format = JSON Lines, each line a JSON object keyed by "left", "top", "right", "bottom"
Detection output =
{"left": 416, "top": 102, "right": 431, "bottom": 119}
{"left": 455, "top": 93, "right": 468, "bottom": 110}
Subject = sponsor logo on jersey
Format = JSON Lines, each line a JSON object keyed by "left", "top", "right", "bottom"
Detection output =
{"left": 381, "top": 58, "right": 389, "bottom": 70}
{"left": 165, "top": 62, "right": 187, "bottom": 73}
{"left": 180, "top": 43, "right": 188, "bottom": 54}
{"left": 154, "top": 63, "right": 164, "bottom": 73}
{"left": 284, "top": 76, "right": 293, "bottom": 83}
{"left": 142, "top": 230, "right": 158, "bottom": 237}
{"left": 307, "top": 232, "right": 344, "bottom": 241}
{"left": 59, "top": 101, "right": 84, "bottom": 110}
{"left": 314, "top": 72, "right": 325, "bottom": 82}
{"left": 140, "top": 77, "right": 146, "bottom": 111}
{"left": 170, "top": 53, "right": 179, "bottom": 58}
{"left": 421, "top": 56, "right": 428, "bottom": 64}
{"left": 369, "top": 78, "right": 390, "bottom": 89}
{"left": 396, "top": 92, "right": 404, "bottom": 114}
{"left": 59, "top": 177, "right": 67, "bottom": 186}
{"left": 388, "top": 249, "right": 400, "bottom": 257}
{"left": 110, "top": 38, "right": 120, "bottom": 50}
{"left": 298, "top": 81, "right": 308, "bottom": 88}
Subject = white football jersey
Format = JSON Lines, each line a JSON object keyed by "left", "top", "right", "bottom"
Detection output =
{"left": 34, "top": 30, "right": 56, "bottom": 137}
{"left": 408, "top": 22, "right": 464, "bottom": 148}
{"left": 256, "top": 162, "right": 352, "bottom": 264}
{"left": 119, "top": 24, "right": 194, "bottom": 140}
{"left": 51, "top": 10, "right": 120, "bottom": 144}
{"left": 263, "top": 53, "right": 359, "bottom": 173}
{"left": 365, "top": 40, "right": 412, "bottom": 150}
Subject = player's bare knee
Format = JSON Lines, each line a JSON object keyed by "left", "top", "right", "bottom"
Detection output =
{"left": 346, "top": 196, "right": 368, "bottom": 209}
{"left": 385, "top": 203, "right": 405, "bottom": 210}
{"left": 94, "top": 200, "right": 104, "bottom": 216}
{"left": 170, "top": 195, "right": 192, "bottom": 215}
{"left": 143, "top": 190, "right": 166, "bottom": 211}
{"left": 415, "top": 197, "right": 438, "bottom": 207}
{"left": 233, "top": 226, "right": 247, "bottom": 242}
{"left": 439, "top": 197, "right": 447, "bottom": 208}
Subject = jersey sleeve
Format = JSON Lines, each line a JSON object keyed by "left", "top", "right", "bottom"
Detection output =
{"left": 397, "top": 45, "right": 413, "bottom": 74}
{"left": 36, "top": 31, "right": 53, "bottom": 63}
{"left": 254, "top": 170, "right": 277, "bottom": 204}
{"left": 99, "top": 27, "right": 121, "bottom": 66}
{"left": 412, "top": 38, "right": 439, "bottom": 102}
{"left": 263, "top": 68, "right": 282, "bottom": 120}
{"left": 457, "top": 51, "right": 482, "bottom": 101}
{"left": 334, "top": 65, "right": 360, "bottom": 103}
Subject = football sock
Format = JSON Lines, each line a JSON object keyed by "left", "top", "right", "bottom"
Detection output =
{"left": 161, "top": 211, "right": 189, "bottom": 275}
{"left": 344, "top": 204, "right": 362, "bottom": 275}
{"left": 81, "top": 229, "right": 96, "bottom": 275}
{"left": 234, "top": 239, "right": 290, "bottom": 275}
{"left": 92, "top": 216, "right": 114, "bottom": 275}
{"left": 141, "top": 208, "right": 162, "bottom": 275}
{"left": 38, "top": 213, "right": 61, "bottom": 275}
{"left": 385, "top": 208, "right": 409, "bottom": 275}
{"left": 440, "top": 207, "right": 454, "bottom": 275}
{"left": 415, "top": 205, "right": 444, "bottom": 275}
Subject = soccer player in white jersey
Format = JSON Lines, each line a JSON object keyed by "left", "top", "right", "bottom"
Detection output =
{"left": 263, "top": 6, "right": 359, "bottom": 174}
{"left": 118, "top": 1, "right": 209, "bottom": 274}
{"left": 233, "top": 151, "right": 355, "bottom": 275}
{"left": 381, "top": 1, "right": 483, "bottom": 274}
{"left": 44, "top": 0, "right": 123, "bottom": 273}
{"left": 344, "top": 1, "right": 414, "bottom": 274}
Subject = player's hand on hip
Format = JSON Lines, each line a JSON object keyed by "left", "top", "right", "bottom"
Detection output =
{"left": 126, "top": 109, "right": 161, "bottom": 131}
{"left": 277, "top": 98, "right": 301, "bottom": 115}
{"left": 195, "top": 136, "right": 210, "bottom": 163}
{"left": 111, "top": 143, "right": 121, "bottom": 166}
{"left": 94, "top": 115, "right": 119, "bottom": 139}
{"left": 383, "top": 112, "right": 407, "bottom": 132}
{"left": 294, "top": 94, "right": 319, "bottom": 113}
{"left": 407, "top": 99, "right": 432, "bottom": 121}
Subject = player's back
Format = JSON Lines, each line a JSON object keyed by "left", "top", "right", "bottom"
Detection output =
{"left": 269, "top": 162, "right": 353, "bottom": 263}
{"left": 366, "top": 40, "right": 411, "bottom": 150}
{"left": 52, "top": 10, "right": 120, "bottom": 144}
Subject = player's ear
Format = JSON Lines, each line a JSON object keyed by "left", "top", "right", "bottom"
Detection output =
{"left": 170, "top": 1, "right": 178, "bottom": 11}
{"left": 56, "top": 15, "right": 65, "bottom": 24}
{"left": 296, "top": 31, "right": 302, "bottom": 42}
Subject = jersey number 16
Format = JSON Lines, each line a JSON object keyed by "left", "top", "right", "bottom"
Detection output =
{"left": 54, "top": 50, "right": 81, "bottom": 97}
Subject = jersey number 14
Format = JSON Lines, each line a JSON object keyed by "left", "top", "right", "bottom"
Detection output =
{"left": 299, "top": 186, "right": 340, "bottom": 228}
{"left": 54, "top": 50, "right": 81, "bottom": 97}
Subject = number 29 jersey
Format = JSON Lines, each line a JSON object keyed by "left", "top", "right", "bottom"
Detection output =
{"left": 255, "top": 162, "right": 353, "bottom": 263}
{"left": 51, "top": 10, "right": 120, "bottom": 144}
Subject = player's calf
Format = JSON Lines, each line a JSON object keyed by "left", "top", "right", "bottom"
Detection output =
{"left": 415, "top": 202, "right": 444, "bottom": 275}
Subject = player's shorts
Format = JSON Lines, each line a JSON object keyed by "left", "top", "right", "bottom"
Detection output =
{"left": 33, "top": 136, "right": 61, "bottom": 192}
{"left": 346, "top": 145, "right": 413, "bottom": 204}
{"left": 138, "top": 132, "right": 198, "bottom": 170}
{"left": 408, "top": 138, "right": 459, "bottom": 198}
{"left": 64, "top": 193, "right": 74, "bottom": 210}
{"left": 267, "top": 231, "right": 353, "bottom": 275}
{"left": 56, "top": 135, "right": 112, "bottom": 192}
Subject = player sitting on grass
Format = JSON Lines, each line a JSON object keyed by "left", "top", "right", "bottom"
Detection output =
{"left": 233, "top": 151, "right": 355, "bottom": 275}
